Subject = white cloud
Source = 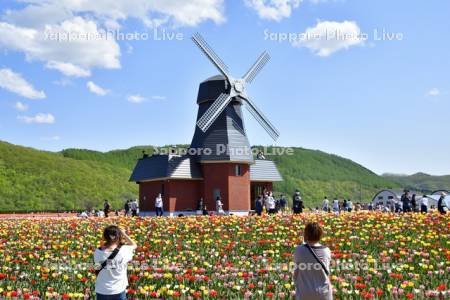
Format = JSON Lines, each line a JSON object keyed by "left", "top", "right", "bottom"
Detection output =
{"left": 0, "top": 68, "right": 46, "bottom": 99}
{"left": 0, "top": 1, "right": 226, "bottom": 77}
{"left": 18, "top": 113, "right": 55, "bottom": 124}
{"left": 426, "top": 88, "right": 440, "bottom": 97}
{"left": 46, "top": 61, "right": 91, "bottom": 77}
{"left": 0, "top": 17, "right": 120, "bottom": 77}
{"left": 127, "top": 94, "right": 147, "bottom": 103}
{"left": 87, "top": 81, "right": 109, "bottom": 96}
{"left": 15, "top": 101, "right": 28, "bottom": 111}
{"left": 292, "top": 20, "right": 365, "bottom": 56}
{"left": 3, "top": 0, "right": 225, "bottom": 30}
{"left": 245, "top": 0, "right": 301, "bottom": 21}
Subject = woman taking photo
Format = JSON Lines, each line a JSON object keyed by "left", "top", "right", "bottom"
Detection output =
{"left": 94, "top": 225, "right": 137, "bottom": 299}
{"left": 293, "top": 222, "right": 332, "bottom": 300}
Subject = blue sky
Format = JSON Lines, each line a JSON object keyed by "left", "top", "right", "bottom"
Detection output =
{"left": 0, "top": 0, "right": 449, "bottom": 175}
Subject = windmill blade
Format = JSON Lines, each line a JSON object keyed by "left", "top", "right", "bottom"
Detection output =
{"left": 192, "top": 32, "right": 231, "bottom": 80}
{"left": 242, "top": 51, "right": 270, "bottom": 84}
{"left": 197, "top": 93, "right": 233, "bottom": 132}
{"left": 241, "top": 96, "right": 280, "bottom": 140}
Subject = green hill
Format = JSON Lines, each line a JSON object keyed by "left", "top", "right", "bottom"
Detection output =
{"left": 0, "top": 141, "right": 137, "bottom": 212}
{"left": 62, "top": 145, "right": 398, "bottom": 203}
{"left": 0, "top": 141, "right": 401, "bottom": 212}
{"left": 382, "top": 172, "right": 450, "bottom": 193}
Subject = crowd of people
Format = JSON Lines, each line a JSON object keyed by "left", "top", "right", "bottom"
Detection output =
{"left": 371, "top": 190, "right": 448, "bottom": 214}
{"left": 78, "top": 199, "right": 140, "bottom": 219}
{"left": 79, "top": 190, "right": 448, "bottom": 219}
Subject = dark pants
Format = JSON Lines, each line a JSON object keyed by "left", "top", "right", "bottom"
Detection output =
{"left": 156, "top": 207, "right": 163, "bottom": 217}
{"left": 131, "top": 210, "right": 137, "bottom": 217}
{"left": 104, "top": 210, "right": 109, "bottom": 218}
{"left": 421, "top": 205, "right": 428, "bottom": 213}
{"left": 268, "top": 209, "right": 276, "bottom": 214}
{"left": 96, "top": 291, "right": 126, "bottom": 300}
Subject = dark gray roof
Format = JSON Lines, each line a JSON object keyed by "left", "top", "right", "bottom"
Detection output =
{"left": 129, "top": 154, "right": 202, "bottom": 182}
{"left": 250, "top": 159, "right": 283, "bottom": 182}
{"left": 190, "top": 99, "right": 254, "bottom": 163}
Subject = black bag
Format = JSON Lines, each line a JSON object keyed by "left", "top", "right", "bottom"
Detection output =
{"left": 95, "top": 246, "right": 121, "bottom": 276}
{"left": 304, "top": 244, "right": 330, "bottom": 276}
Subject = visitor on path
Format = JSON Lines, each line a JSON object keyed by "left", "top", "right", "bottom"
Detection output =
{"left": 216, "top": 196, "right": 224, "bottom": 215}
{"left": 292, "top": 190, "right": 302, "bottom": 214}
{"left": 197, "top": 198, "right": 204, "bottom": 212}
{"left": 411, "top": 194, "right": 417, "bottom": 212}
{"left": 155, "top": 194, "right": 163, "bottom": 217}
{"left": 332, "top": 198, "right": 339, "bottom": 213}
{"left": 94, "top": 225, "right": 137, "bottom": 300}
{"left": 347, "top": 199, "right": 353, "bottom": 212}
{"left": 103, "top": 200, "right": 110, "bottom": 218}
{"left": 438, "top": 192, "right": 448, "bottom": 215}
{"left": 124, "top": 200, "right": 130, "bottom": 217}
{"left": 266, "top": 192, "right": 276, "bottom": 214}
{"left": 202, "top": 204, "right": 208, "bottom": 216}
{"left": 255, "top": 196, "right": 263, "bottom": 216}
{"left": 401, "top": 190, "right": 411, "bottom": 212}
{"left": 322, "top": 197, "right": 329, "bottom": 212}
{"left": 130, "top": 199, "right": 138, "bottom": 217}
{"left": 420, "top": 195, "right": 429, "bottom": 213}
{"left": 279, "top": 194, "right": 287, "bottom": 212}
{"left": 293, "top": 222, "right": 332, "bottom": 300}
{"left": 343, "top": 199, "right": 348, "bottom": 212}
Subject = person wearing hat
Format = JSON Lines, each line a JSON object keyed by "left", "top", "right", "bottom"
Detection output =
{"left": 438, "top": 192, "right": 448, "bottom": 215}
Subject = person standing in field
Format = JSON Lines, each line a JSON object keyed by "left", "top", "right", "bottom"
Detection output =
{"left": 420, "top": 195, "right": 429, "bottom": 213}
{"left": 124, "top": 200, "right": 130, "bottom": 217}
{"left": 293, "top": 222, "right": 332, "bottom": 300}
{"left": 438, "top": 192, "right": 448, "bottom": 214}
{"left": 332, "top": 198, "right": 339, "bottom": 213}
{"left": 292, "top": 190, "right": 302, "bottom": 214}
{"left": 130, "top": 199, "right": 138, "bottom": 217}
{"left": 94, "top": 225, "right": 137, "bottom": 300}
{"left": 266, "top": 192, "right": 276, "bottom": 214}
{"left": 347, "top": 199, "right": 353, "bottom": 212}
{"left": 322, "top": 197, "right": 329, "bottom": 212}
{"left": 255, "top": 196, "right": 263, "bottom": 216}
{"left": 103, "top": 200, "right": 110, "bottom": 218}
{"left": 411, "top": 194, "right": 417, "bottom": 212}
{"left": 279, "top": 194, "right": 287, "bottom": 212}
{"left": 155, "top": 194, "right": 163, "bottom": 217}
{"left": 216, "top": 196, "right": 225, "bottom": 215}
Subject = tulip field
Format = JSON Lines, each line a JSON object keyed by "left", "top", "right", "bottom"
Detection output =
{"left": 0, "top": 212, "right": 449, "bottom": 299}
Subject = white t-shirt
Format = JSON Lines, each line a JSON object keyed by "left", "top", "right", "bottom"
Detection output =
{"left": 155, "top": 196, "right": 163, "bottom": 208}
{"left": 333, "top": 200, "right": 339, "bottom": 209}
{"left": 322, "top": 199, "right": 329, "bottom": 208}
{"left": 267, "top": 197, "right": 276, "bottom": 210}
{"left": 94, "top": 245, "right": 135, "bottom": 295}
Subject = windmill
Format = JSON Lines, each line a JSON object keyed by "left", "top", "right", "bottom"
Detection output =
{"left": 191, "top": 32, "right": 280, "bottom": 141}
{"left": 130, "top": 33, "right": 284, "bottom": 215}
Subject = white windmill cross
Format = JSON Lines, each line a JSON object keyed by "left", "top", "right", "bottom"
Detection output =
{"left": 192, "top": 32, "right": 280, "bottom": 141}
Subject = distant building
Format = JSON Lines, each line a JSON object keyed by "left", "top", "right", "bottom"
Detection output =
{"left": 431, "top": 190, "right": 449, "bottom": 195}
{"left": 371, "top": 189, "right": 403, "bottom": 207}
